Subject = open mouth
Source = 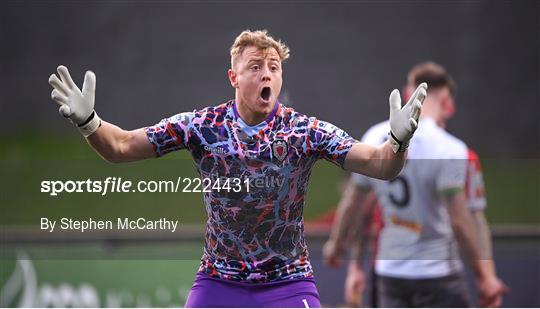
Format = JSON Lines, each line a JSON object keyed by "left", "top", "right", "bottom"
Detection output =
{"left": 260, "top": 87, "right": 271, "bottom": 101}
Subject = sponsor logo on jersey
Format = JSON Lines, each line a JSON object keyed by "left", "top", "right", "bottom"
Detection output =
{"left": 203, "top": 145, "right": 227, "bottom": 155}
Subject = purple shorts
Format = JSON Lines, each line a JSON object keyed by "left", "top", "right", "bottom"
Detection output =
{"left": 185, "top": 272, "right": 321, "bottom": 308}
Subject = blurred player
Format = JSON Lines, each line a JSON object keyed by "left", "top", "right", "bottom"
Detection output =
{"left": 324, "top": 62, "right": 508, "bottom": 307}
{"left": 47, "top": 30, "right": 427, "bottom": 307}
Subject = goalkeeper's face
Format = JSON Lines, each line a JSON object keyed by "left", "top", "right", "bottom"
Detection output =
{"left": 229, "top": 46, "right": 283, "bottom": 117}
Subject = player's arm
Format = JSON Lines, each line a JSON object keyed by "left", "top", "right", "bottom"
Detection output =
{"left": 444, "top": 190, "right": 482, "bottom": 264}
{"left": 444, "top": 191, "right": 507, "bottom": 307}
{"left": 471, "top": 210, "right": 497, "bottom": 280}
{"left": 343, "top": 83, "right": 427, "bottom": 180}
{"left": 343, "top": 140, "right": 405, "bottom": 180}
{"left": 465, "top": 153, "right": 508, "bottom": 307}
{"left": 323, "top": 176, "right": 376, "bottom": 306}
{"left": 472, "top": 211, "right": 493, "bottom": 260}
{"left": 443, "top": 190, "right": 502, "bottom": 300}
{"left": 471, "top": 210, "right": 509, "bottom": 307}
{"left": 48, "top": 65, "right": 155, "bottom": 163}
{"left": 323, "top": 178, "right": 373, "bottom": 267}
{"left": 86, "top": 123, "right": 155, "bottom": 163}
{"left": 343, "top": 191, "right": 378, "bottom": 307}
{"left": 347, "top": 191, "right": 378, "bottom": 264}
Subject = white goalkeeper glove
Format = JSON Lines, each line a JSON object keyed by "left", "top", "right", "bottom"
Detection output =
{"left": 388, "top": 82, "right": 427, "bottom": 153}
{"left": 48, "top": 65, "right": 101, "bottom": 137}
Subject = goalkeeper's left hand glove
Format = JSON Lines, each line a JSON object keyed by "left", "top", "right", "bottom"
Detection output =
{"left": 388, "top": 82, "right": 427, "bottom": 153}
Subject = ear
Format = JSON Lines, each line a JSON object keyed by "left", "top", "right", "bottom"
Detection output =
{"left": 228, "top": 69, "right": 238, "bottom": 88}
{"left": 442, "top": 96, "right": 456, "bottom": 119}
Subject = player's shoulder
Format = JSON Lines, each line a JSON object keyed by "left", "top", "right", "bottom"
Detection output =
{"left": 440, "top": 129, "right": 467, "bottom": 158}
{"left": 466, "top": 147, "right": 483, "bottom": 170}
{"left": 467, "top": 148, "right": 480, "bottom": 161}
{"left": 280, "top": 104, "right": 307, "bottom": 124}
{"left": 428, "top": 125, "right": 468, "bottom": 159}
{"left": 182, "top": 100, "right": 233, "bottom": 126}
{"left": 279, "top": 105, "right": 326, "bottom": 130}
{"left": 193, "top": 100, "right": 232, "bottom": 117}
{"left": 406, "top": 117, "right": 467, "bottom": 159}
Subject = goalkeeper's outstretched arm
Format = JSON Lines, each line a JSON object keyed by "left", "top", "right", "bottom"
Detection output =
{"left": 48, "top": 65, "right": 156, "bottom": 163}
{"left": 344, "top": 83, "right": 427, "bottom": 180}
{"left": 85, "top": 123, "right": 155, "bottom": 163}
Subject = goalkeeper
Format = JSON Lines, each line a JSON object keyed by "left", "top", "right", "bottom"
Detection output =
{"left": 48, "top": 29, "right": 426, "bottom": 307}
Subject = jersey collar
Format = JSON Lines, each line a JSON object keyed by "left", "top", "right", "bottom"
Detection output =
{"left": 232, "top": 100, "right": 280, "bottom": 124}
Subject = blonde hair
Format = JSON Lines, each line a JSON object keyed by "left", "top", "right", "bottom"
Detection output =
{"left": 230, "top": 30, "right": 290, "bottom": 68}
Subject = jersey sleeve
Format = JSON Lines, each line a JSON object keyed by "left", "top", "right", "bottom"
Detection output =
{"left": 308, "top": 117, "right": 358, "bottom": 168}
{"left": 465, "top": 149, "right": 487, "bottom": 211}
{"left": 436, "top": 149, "right": 468, "bottom": 196}
{"left": 145, "top": 112, "right": 195, "bottom": 157}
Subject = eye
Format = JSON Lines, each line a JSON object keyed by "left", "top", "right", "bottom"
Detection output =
{"left": 271, "top": 65, "right": 278, "bottom": 72}
{"left": 251, "top": 65, "right": 260, "bottom": 71}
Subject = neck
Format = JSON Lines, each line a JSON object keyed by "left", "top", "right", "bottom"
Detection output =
{"left": 436, "top": 119, "right": 447, "bottom": 129}
{"left": 234, "top": 98, "right": 277, "bottom": 126}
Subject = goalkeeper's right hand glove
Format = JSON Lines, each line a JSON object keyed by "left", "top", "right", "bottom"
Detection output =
{"left": 48, "top": 65, "right": 101, "bottom": 137}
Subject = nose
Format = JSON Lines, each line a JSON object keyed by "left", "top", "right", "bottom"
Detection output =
{"left": 261, "top": 66, "right": 271, "bottom": 82}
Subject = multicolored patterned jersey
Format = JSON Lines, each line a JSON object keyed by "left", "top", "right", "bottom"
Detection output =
{"left": 145, "top": 100, "right": 357, "bottom": 283}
